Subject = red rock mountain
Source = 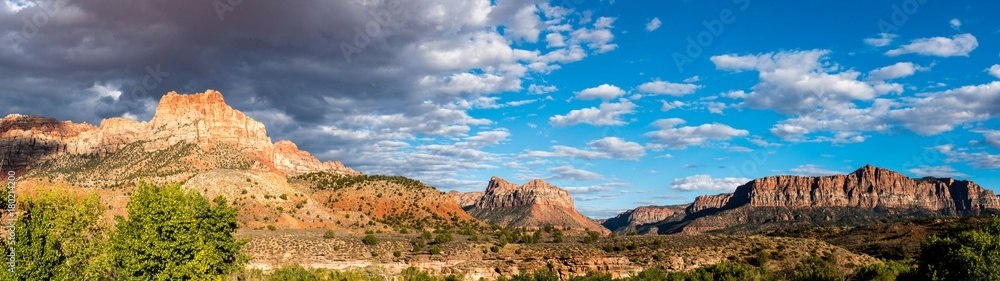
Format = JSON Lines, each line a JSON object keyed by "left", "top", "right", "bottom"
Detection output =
{"left": 0, "top": 90, "right": 358, "bottom": 177}
{"left": 641, "top": 165, "right": 1000, "bottom": 234}
{"left": 461, "top": 177, "right": 609, "bottom": 233}
{"left": 601, "top": 205, "right": 688, "bottom": 233}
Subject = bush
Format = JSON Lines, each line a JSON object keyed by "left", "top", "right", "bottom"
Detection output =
{"left": 434, "top": 232, "right": 454, "bottom": 244}
{"left": 850, "top": 261, "right": 915, "bottom": 281}
{"left": 430, "top": 245, "right": 442, "bottom": 255}
{"left": 917, "top": 215, "right": 1000, "bottom": 281}
{"left": 393, "top": 251, "right": 402, "bottom": 258}
{"left": 363, "top": 234, "right": 379, "bottom": 245}
{"left": 267, "top": 225, "right": 277, "bottom": 231}
{"left": 782, "top": 257, "right": 842, "bottom": 281}
{"left": 323, "top": 229, "right": 337, "bottom": 239}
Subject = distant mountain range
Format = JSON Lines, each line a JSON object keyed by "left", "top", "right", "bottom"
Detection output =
{"left": 3, "top": 90, "right": 998, "bottom": 235}
{"left": 602, "top": 165, "right": 1000, "bottom": 234}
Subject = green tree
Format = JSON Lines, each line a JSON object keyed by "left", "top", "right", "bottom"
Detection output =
{"left": 9, "top": 187, "right": 107, "bottom": 281}
{"left": 110, "top": 182, "right": 246, "bottom": 280}
{"left": 918, "top": 215, "right": 1000, "bottom": 281}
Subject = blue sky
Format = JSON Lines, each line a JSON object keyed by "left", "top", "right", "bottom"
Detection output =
{"left": 1, "top": 0, "right": 999, "bottom": 218}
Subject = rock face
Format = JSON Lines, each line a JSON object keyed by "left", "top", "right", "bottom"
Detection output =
{"left": 0, "top": 90, "right": 358, "bottom": 177}
{"left": 643, "top": 165, "right": 1000, "bottom": 234}
{"left": 602, "top": 205, "right": 688, "bottom": 233}
{"left": 465, "top": 177, "right": 609, "bottom": 233}
{"left": 448, "top": 190, "right": 483, "bottom": 209}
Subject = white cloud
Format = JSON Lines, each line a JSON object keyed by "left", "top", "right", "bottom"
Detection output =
{"left": 545, "top": 33, "right": 566, "bottom": 48}
{"left": 550, "top": 98, "right": 635, "bottom": 126}
{"left": 868, "top": 62, "right": 926, "bottom": 81}
{"left": 587, "top": 137, "right": 646, "bottom": 160}
{"left": 637, "top": 80, "right": 701, "bottom": 96}
{"left": 888, "top": 81, "right": 1000, "bottom": 135}
{"left": 645, "top": 17, "right": 661, "bottom": 31}
{"left": 909, "top": 165, "right": 967, "bottom": 178}
{"left": 506, "top": 4, "right": 542, "bottom": 43}
{"left": 683, "top": 76, "right": 700, "bottom": 83}
{"left": 984, "top": 131, "right": 1000, "bottom": 149}
{"left": 669, "top": 175, "right": 750, "bottom": 192}
{"left": 864, "top": 33, "right": 897, "bottom": 47}
{"left": 569, "top": 17, "right": 618, "bottom": 53}
{"left": 988, "top": 64, "right": 1000, "bottom": 79}
{"left": 549, "top": 165, "right": 603, "bottom": 181}
{"left": 787, "top": 164, "right": 842, "bottom": 176}
{"left": 885, "top": 34, "right": 978, "bottom": 57}
{"left": 577, "top": 84, "right": 626, "bottom": 100}
{"left": 712, "top": 50, "right": 900, "bottom": 142}
{"left": 932, "top": 145, "right": 1000, "bottom": 169}
{"left": 522, "top": 137, "right": 645, "bottom": 161}
{"left": 644, "top": 118, "right": 749, "bottom": 149}
{"left": 950, "top": 18, "right": 961, "bottom": 30}
{"left": 528, "top": 84, "right": 558, "bottom": 94}
{"left": 660, "top": 100, "right": 685, "bottom": 111}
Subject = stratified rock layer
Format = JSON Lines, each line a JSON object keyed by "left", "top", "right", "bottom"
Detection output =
{"left": 0, "top": 90, "right": 358, "bottom": 177}
{"left": 464, "top": 177, "right": 609, "bottom": 233}
{"left": 640, "top": 165, "right": 1000, "bottom": 234}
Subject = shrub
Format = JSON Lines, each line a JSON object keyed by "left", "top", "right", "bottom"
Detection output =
{"left": 267, "top": 225, "right": 277, "bottom": 231}
{"left": 434, "top": 232, "right": 454, "bottom": 244}
{"left": 323, "top": 229, "right": 337, "bottom": 239}
{"left": 362, "top": 234, "right": 379, "bottom": 245}
{"left": 781, "top": 257, "right": 842, "bottom": 281}
{"left": 917, "top": 215, "right": 1000, "bottom": 281}
{"left": 430, "top": 245, "right": 442, "bottom": 255}
{"left": 393, "top": 251, "right": 402, "bottom": 258}
{"left": 850, "top": 261, "right": 915, "bottom": 281}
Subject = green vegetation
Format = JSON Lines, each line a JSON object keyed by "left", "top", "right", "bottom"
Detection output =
{"left": 323, "top": 229, "right": 337, "bottom": 239}
{"left": 295, "top": 172, "right": 433, "bottom": 192}
{"left": 3, "top": 187, "right": 107, "bottom": 280}
{"left": 362, "top": 234, "right": 379, "bottom": 245}
{"left": 110, "top": 182, "right": 247, "bottom": 280}
{"left": 917, "top": 215, "right": 1000, "bottom": 281}
{"left": 3, "top": 182, "right": 246, "bottom": 280}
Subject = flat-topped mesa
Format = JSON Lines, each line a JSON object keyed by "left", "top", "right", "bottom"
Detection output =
{"left": 475, "top": 177, "right": 574, "bottom": 209}
{"left": 721, "top": 164, "right": 1000, "bottom": 213}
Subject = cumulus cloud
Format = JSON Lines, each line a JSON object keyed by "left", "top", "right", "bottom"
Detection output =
{"left": 549, "top": 165, "right": 603, "bottom": 181}
{"left": 867, "top": 62, "right": 927, "bottom": 81}
{"left": 887, "top": 81, "right": 1000, "bottom": 135}
{"left": 885, "top": 34, "right": 978, "bottom": 57}
{"left": 0, "top": 0, "right": 620, "bottom": 190}
{"left": 669, "top": 175, "right": 750, "bottom": 192}
{"left": 660, "top": 100, "right": 685, "bottom": 111}
{"left": 577, "top": 84, "right": 626, "bottom": 100}
{"left": 787, "top": 164, "right": 843, "bottom": 176}
{"left": 637, "top": 80, "right": 701, "bottom": 96}
{"left": 711, "top": 50, "right": 894, "bottom": 142}
{"left": 863, "top": 33, "right": 897, "bottom": 47}
{"left": 909, "top": 165, "right": 967, "bottom": 178}
{"left": 644, "top": 118, "right": 749, "bottom": 149}
{"left": 522, "top": 137, "right": 645, "bottom": 161}
{"left": 550, "top": 98, "right": 636, "bottom": 126}
{"left": 949, "top": 18, "right": 961, "bottom": 30}
{"left": 645, "top": 17, "right": 661, "bottom": 31}
{"left": 931, "top": 144, "right": 1000, "bottom": 169}
{"left": 988, "top": 65, "right": 1000, "bottom": 79}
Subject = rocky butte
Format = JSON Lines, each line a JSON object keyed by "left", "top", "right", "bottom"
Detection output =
{"left": 633, "top": 165, "right": 1000, "bottom": 234}
{"left": 458, "top": 176, "right": 610, "bottom": 233}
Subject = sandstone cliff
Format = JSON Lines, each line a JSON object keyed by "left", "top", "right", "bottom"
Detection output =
{"left": 448, "top": 190, "right": 483, "bottom": 209}
{"left": 601, "top": 205, "right": 688, "bottom": 233}
{"left": 1, "top": 90, "right": 359, "bottom": 178}
{"left": 464, "top": 177, "right": 609, "bottom": 233}
{"left": 643, "top": 165, "right": 1000, "bottom": 234}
